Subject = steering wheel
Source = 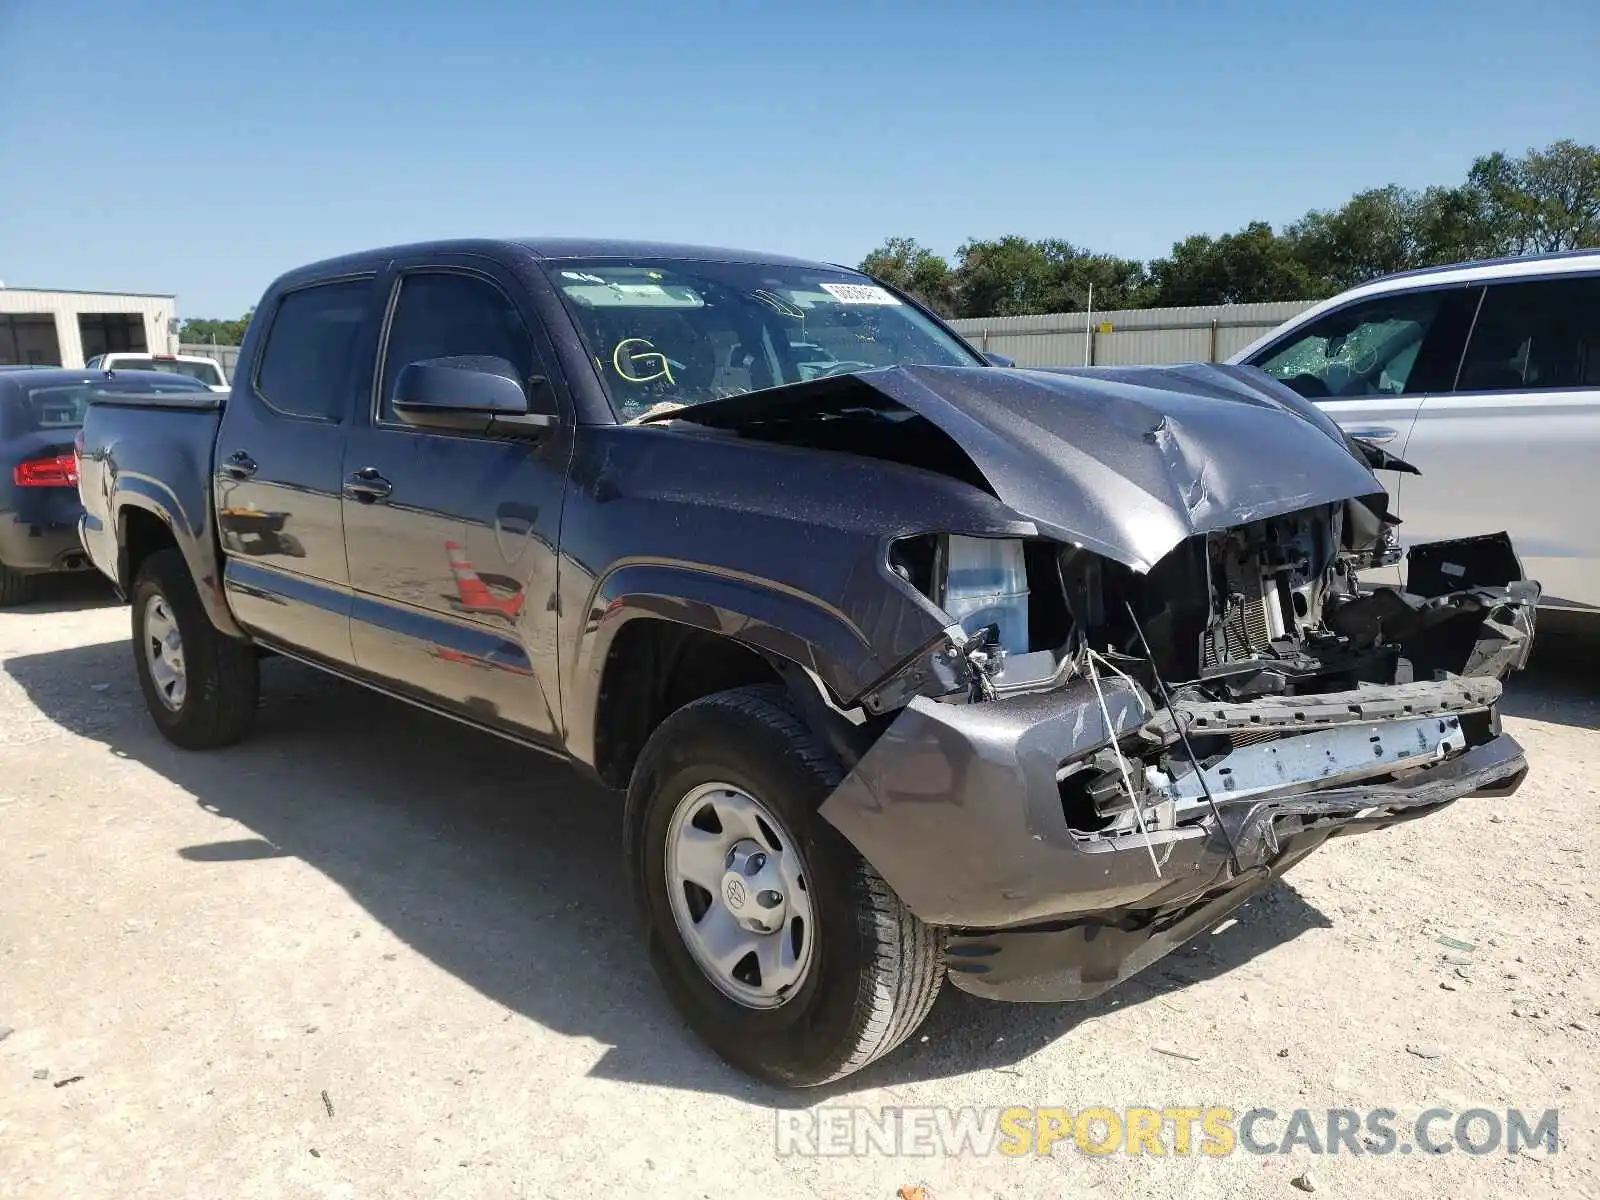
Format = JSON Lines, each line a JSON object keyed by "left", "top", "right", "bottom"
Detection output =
{"left": 814, "top": 360, "right": 878, "bottom": 378}
{"left": 1281, "top": 372, "right": 1331, "bottom": 399}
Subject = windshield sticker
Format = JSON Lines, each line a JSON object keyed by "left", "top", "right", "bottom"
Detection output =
{"left": 560, "top": 271, "right": 607, "bottom": 284}
{"left": 819, "top": 282, "right": 902, "bottom": 306}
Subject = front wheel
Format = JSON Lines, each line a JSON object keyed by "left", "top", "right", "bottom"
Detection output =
{"left": 130, "top": 548, "right": 259, "bottom": 749}
{"left": 626, "top": 684, "right": 942, "bottom": 1086}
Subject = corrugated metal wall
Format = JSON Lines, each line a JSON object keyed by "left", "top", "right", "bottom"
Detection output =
{"left": 179, "top": 343, "right": 242, "bottom": 379}
{"left": 0, "top": 289, "right": 178, "bottom": 367}
{"left": 948, "top": 300, "right": 1315, "bottom": 368}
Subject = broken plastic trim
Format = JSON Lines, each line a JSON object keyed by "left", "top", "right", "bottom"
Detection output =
{"left": 818, "top": 673, "right": 1519, "bottom": 930}
{"left": 858, "top": 624, "right": 977, "bottom": 716}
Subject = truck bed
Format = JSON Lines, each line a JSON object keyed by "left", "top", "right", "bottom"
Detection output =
{"left": 77, "top": 397, "right": 234, "bottom": 633}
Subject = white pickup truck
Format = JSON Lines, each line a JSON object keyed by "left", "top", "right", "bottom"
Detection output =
{"left": 86, "top": 352, "right": 228, "bottom": 393}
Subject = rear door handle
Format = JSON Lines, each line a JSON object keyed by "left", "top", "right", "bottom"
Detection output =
{"left": 223, "top": 450, "right": 258, "bottom": 479}
{"left": 343, "top": 468, "right": 393, "bottom": 503}
{"left": 1346, "top": 426, "right": 1399, "bottom": 445}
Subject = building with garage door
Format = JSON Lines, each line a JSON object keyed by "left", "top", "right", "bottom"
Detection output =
{"left": 0, "top": 284, "right": 177, "bottom": 368}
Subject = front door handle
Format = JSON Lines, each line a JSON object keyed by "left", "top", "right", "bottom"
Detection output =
{"left": 223, "top": 450, "right": 258, "bottom": 479}
{"left": 343, "top": 468, "right": 393, "bottom": 503}
{"left": 1346, "top": 426, "right": 1399, "bottom": 445}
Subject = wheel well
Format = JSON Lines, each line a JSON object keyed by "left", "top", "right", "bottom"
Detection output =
{"left": 594, "top": 619, "right": 783, "bottom": 789}
{"left": 120, "top": 508, "right": 178, "bottom": 590}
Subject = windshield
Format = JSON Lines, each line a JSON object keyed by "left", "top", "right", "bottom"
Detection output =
{"left": 543, "top": 259, "right": 980, "bottom": 420}
{"left": 21, "top": 377, "right": 209, "bottom": 431}
{"left": 108, "top": 357, "right": 225, "bottom": 385}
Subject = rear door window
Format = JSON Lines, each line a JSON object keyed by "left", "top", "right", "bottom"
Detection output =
{"left": 1252, "top": 288, "right": 1478, "bottom": 400}
{"left": 1455, "top": 276, "right": 1600, "bottom": 393}
{"left": 254, "top": 279, "right": 376, "bottom": 421}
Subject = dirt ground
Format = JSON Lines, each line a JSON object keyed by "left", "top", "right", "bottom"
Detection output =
{"left": 1, "top": 577, "right": 1595, "bottom": 1200}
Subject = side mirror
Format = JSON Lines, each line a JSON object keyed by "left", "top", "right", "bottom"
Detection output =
{"left": 982, "top": 352, "right": 1016, "bottom": 368}
{"left": 391, "top": 356, "right": 557, "bottom": 435}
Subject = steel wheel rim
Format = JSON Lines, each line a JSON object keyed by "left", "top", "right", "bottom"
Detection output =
{"left": 143, "top": 594, "right": 187, "bottom": 711}
{"left": 664, "top": 781, "right": 815, "bottom": 1010}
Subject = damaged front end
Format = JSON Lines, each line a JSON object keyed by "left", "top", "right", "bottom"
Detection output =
{"left": 822, "top": 514, "right": 1536, "bottom": 1005}
{"left": 659, "top": 363, "right": 1537, "bottom": 1003}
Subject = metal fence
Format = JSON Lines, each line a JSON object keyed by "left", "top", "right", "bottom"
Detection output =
{"left": 179, "top": 343, "right": 242, "bottom": 379}
{"left": 947, "top": 300, "right": 1315, "bottom": 368}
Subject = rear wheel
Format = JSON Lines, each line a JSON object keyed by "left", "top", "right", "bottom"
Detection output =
{"left": 130, "top": 548, "right": 259, "bottom": 749}
{"left": 0, "top": 562, "right": 34, "bottom": 607}
{"left": 626, "top": 683, "right": 942, "bottom": 1086}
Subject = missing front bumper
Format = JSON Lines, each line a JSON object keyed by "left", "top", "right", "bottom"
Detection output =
{"left": 818, "top": 673, "right": 1526, "bottom": 1000}
{"left": 819, "top": 674, "right": 1520, "bottom": 927}
{"left": 941, "top": 731, "right": 1524, "bottom": 1002}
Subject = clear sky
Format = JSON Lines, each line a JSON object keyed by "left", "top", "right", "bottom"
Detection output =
{"left": 1, "top": 0, "right": 1595, "bottom": 316}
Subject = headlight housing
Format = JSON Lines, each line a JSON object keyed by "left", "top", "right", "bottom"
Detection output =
{"left": 890, "top": 534, "right": 1030, "bottom": 656}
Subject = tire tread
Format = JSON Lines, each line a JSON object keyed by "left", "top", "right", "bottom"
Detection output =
{"left": 0, "top": 563, "right": 34, "bottom": 607}
{"left": 132, "top": 548, "right": 258, "bottom": 749}
{"left": 630, "top": 683, "right": 943, "bottom": 1085}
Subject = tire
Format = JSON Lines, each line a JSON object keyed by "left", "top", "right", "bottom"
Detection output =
{"left": 130, "top": 547, "right": 259, "bottom": 749}
{"left": 0, "top": 562, "right": 34, "bottom": 607}
{"left": 626, "top": 683, "right": 942, "bottom": 1086}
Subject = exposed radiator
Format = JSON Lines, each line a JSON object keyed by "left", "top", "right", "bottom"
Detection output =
{"left": 1202, "top": 552, "right": 1274, "bottom": 668}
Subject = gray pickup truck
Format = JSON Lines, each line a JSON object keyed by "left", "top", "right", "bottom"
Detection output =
{"left": 78, "top": 238, "right": 1538, "bottom": 1086}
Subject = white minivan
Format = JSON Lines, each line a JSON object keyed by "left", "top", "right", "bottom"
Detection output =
{"left": 86, "top": 352, "right": 228, "bottom": 393}
{"left": 1231, "top": 250, "right": 1600, "bottom": 611}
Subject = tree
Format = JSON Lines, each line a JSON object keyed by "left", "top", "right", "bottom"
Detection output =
{"left": 178, "top": 311, "right": 252, "bottom": 346}
{"left": 862, "top": 139, "right": 1598, "bottom": 318}
{"left": 1286, "top": 186, "right": 1424, "bottom": 294}
{"left": 1467, "top": 140, "right": 1600, "bottom": 254}
{"left": 952, "top": 237, "right": 1147, "bottom": 318}
{"left": 857, "top": 238, "right": 954, "bottom": 313}
{"left": 1145, "top": 222, "right": 1312, "bottom": 306}
{"left": 1411, "top": 183, "right": 1504, "bottom": 266}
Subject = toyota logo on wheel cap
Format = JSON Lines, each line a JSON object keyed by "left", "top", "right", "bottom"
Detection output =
{"left": 724, "top": 878, "right": 748, "bottom": 909}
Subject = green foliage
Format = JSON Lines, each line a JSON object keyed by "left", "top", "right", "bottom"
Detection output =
{"left": 1146, "top": 222, "right": 1311, "bottom": 307}
{"left": 858, "top": 237, "right": 955, "bottom": 313}
{"left": 952, "top": 237, "right": 1147, "bottom": 318}
{"left": 859, "top": 140, "right": 1599, "bottom": 316}
{"left": 1466, "top": 140, "right": 1600, "bottom": 254}
{"left": 178, "top": 309, "right": 252, "bottom": 346}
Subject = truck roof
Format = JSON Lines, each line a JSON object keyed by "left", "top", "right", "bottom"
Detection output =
{"left": 273, "top": 238, "right": 845, "bottom": 288}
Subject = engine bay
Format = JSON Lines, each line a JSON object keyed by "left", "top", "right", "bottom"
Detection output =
{"left": 944, "top": 503, "right": 1539, "bottom": 707}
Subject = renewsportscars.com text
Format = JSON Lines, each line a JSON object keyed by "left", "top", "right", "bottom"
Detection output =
{"left": 775, "top": 1106, "right": 1561, "bottom": 1158}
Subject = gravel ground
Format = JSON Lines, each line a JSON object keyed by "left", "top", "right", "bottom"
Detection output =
{"left": 1, "top": 577, "right": 1596, "bottom": 1199}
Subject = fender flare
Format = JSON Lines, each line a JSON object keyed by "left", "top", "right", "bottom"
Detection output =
{"left": 565, "top": 559, "right": 931, "bottom": 769}
{"left": 113, "top": 479, "right": 245, "bottom": 640}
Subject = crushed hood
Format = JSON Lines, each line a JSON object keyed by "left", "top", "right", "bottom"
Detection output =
{"left": 650, "top": 363, "right": 1386, "bottom": 571}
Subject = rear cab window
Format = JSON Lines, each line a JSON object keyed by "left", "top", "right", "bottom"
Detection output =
{"left": 1251, "top": 287, "right": 1480, "bottom": 400}
{"left": 1455, "top": 276, "right": 1600, "bottom": 392}
{"left": 254, "top": 279, "right": 377, "bottom": 421}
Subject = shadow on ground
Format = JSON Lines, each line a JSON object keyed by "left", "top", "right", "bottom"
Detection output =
{"left": 6, "top": 639, "right": 1333, "bottom": 1103}
{"left": 1499, "top": 612, "right": 1600, "bottom": 731}
{"left": 6, "top": 571, "right": 121, "bottom": 615}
